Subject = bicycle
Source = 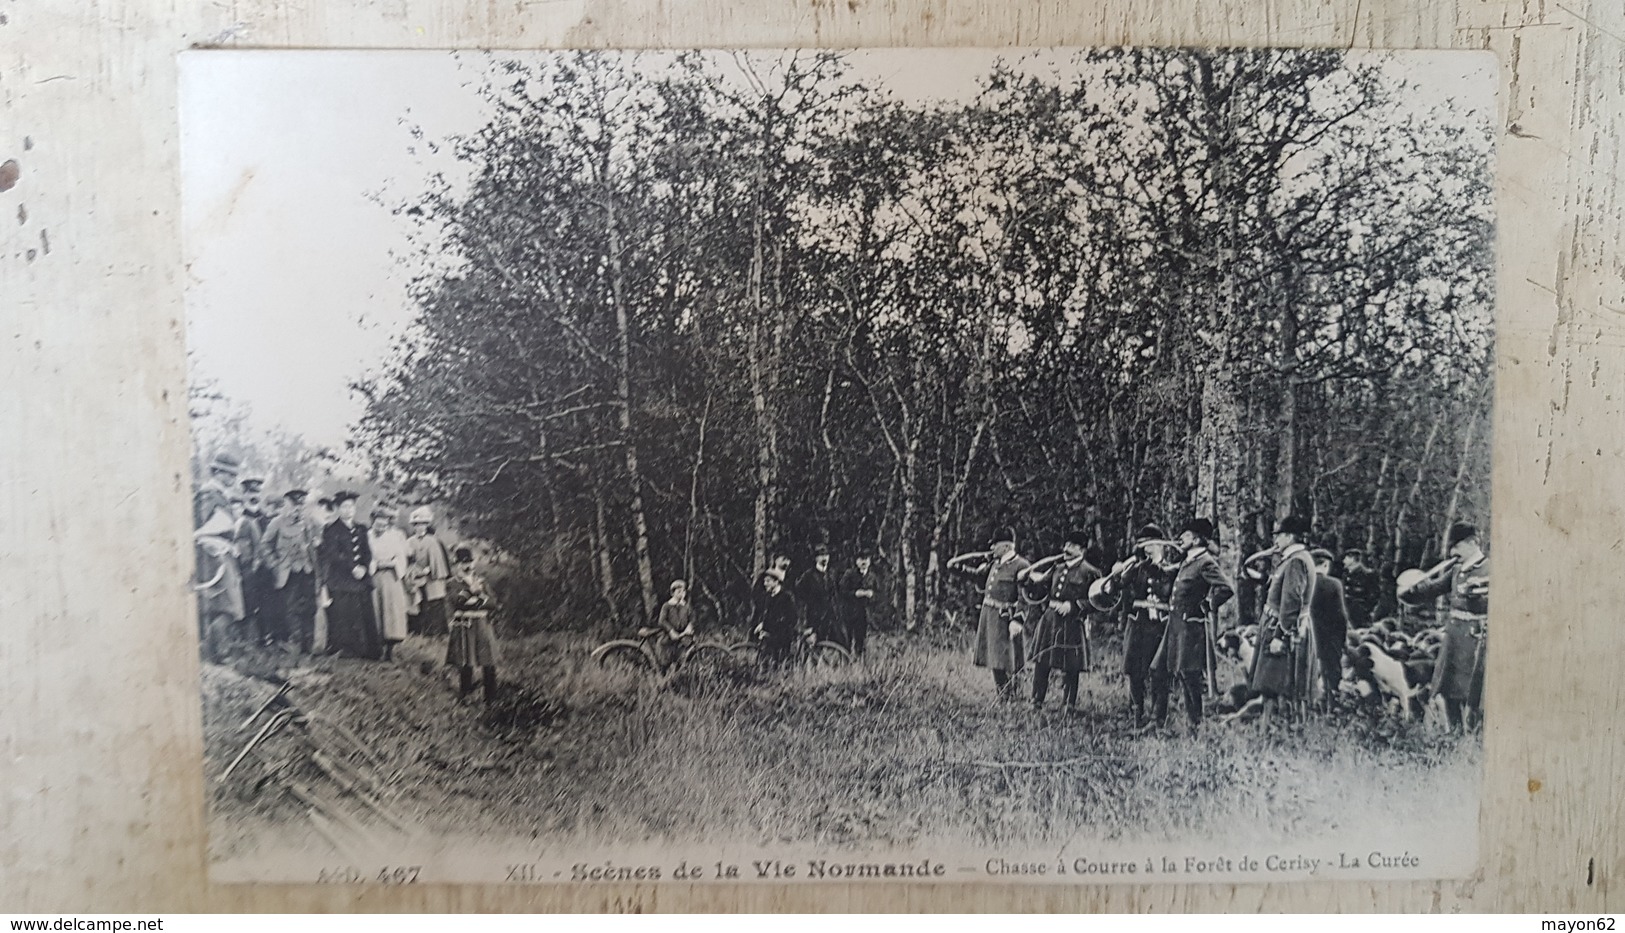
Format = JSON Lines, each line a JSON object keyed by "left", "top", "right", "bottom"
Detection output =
{"left": 728, "top": 627, "right": 855, "bottom": 669}
{"left": 590, "top": 626, "right": 740, "bottom": 676}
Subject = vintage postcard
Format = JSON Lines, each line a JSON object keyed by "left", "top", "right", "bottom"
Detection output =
{"left": 180, "top": 47, "right": 1495, "bottom": 885}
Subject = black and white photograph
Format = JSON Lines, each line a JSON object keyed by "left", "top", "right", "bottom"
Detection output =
{"left": 180, "top": 46, "right": 1496, "bottom": 885}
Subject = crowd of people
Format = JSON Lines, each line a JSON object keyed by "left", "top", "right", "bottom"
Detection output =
{"left": 192, "top": 452, "right": 503, "bottom": 704}
{"left": 194, "top": 449, "right": 1490, "bottom": 731}
{"left": 939, "top": 513, "right": 1490, "bottom": 734}
{"left": 737, "top": 545, "right": 883, "bottom": 665}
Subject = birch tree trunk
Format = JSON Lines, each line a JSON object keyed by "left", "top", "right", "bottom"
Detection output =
{"left": 603, "top": 194, "right": 658, "bottom": 620}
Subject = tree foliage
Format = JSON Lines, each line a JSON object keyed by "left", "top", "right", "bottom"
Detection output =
{"left": 355, "top": 49, "right": 1494, "bottom": 632}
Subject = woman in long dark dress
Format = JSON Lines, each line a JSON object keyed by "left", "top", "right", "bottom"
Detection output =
{"left": 318, "top": 491, "right": 381, "bottom": 660}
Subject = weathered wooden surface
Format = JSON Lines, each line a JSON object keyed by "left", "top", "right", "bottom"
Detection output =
{"left": 1, "top": 0, "right": 1620, "bottom": 913}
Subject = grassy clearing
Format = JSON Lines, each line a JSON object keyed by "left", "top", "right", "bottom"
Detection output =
{"left": 202, "top": 627, "right": 1479, "bottom": 863}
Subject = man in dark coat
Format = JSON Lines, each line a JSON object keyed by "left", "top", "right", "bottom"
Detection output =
{"left": 1151, "top": 518, "right": 1234, "bottom": 729}
{"left": 839, "top": 552, "right": 881, "bottom": 656}
{"left": 1310, "top": 548, "right": 1351, "bottom": 708}
{"left": 1250, "top": 514, "right": 1317, "bottom": 710}
{"left": 1340, "top": 548, "right": 1381, "bottom": 628}
{"left": 754, "top": 568, "right": 802, "bottom": 665}
{"left": 227, "top": 494, "right": 269, "bottom": 645}
{"left": 1021, "top": 530, "right": 1099, "bottom": 713}
{"left": 318, "top": 491, "right": 381, "bottom": 659}
{"left": 1116, "top": 524, "right": 1176, "bottom": 727}
{"left": 796, "top": 545, "right": 840, "bottom": 645}
{"left": 237, "top": 475, "right": 276, "bottom": 645}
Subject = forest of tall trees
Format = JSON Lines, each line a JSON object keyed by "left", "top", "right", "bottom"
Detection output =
{"left": 351, "top": 48, "right": 1494, "bottom": 633}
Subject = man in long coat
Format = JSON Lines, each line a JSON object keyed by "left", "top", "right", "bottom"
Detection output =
{"left": 1116, "top": 524, "right": 1176, "bottom": 727}
{"left": 1151, "top": 518, "right": 1233, "bottom": 729}
{"left": 838, "top": 552, "right": 881, "bottom": 656}
{"left": 1309, "top": 547, "right": 1351, "bottom": 708}
{"left": 948, "top": 527, "right": 1028, "bottom": 699}
{"left": 237, "top": 475, "right": 276, "bottom": 645}
{"left": 227, "top": 494, "right": 268, "bottom": 645}
{"left": 796, "top": 545, "right": 840, "bottom": 645}
{"left": 1022, "top": 530, "right": 1099, "bottom": 713}
{"left": 1398, "top": 521, "right": 1489, "bottom": 731}
{"left": 318, "top": 491, "right": 380, "bottom": 660}
{"left": 1250, "top": 514, "right": 1317, "bottom": 710}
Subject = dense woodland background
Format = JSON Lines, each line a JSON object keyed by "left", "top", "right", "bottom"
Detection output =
{"left": 192, "top": 48, "right": 1494, "bottom": 634}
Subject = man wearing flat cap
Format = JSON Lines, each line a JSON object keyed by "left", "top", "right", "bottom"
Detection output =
{"left": 948, "top": 527, "right": 1029, "bottom": 699}
{"left": 1116, "top": 523, "right": 1177, "bottom": 728}
{"left": 1149, "top": 518, "right": 1233, "bottom": 730}
{"left": 263, "top": 488, "right": 321, "bottom": 654}
{"left": 1249, "top": 514, "right": 1317, "bottom": 713}
{"left": 1397, "top": 520, "right": 1489, "bottom": 731}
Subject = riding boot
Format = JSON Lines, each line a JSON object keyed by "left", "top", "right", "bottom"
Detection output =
{"left": 482, "top": 666, "right": 499, "bottom": 704}
{"left": 1183, "top": 672, "right": 1203, "bottom": 727}
{"left": 1032, "top": 662, "right": 1052, "bottom": 708}
{"left": 1150, "top": 669, "right": 1171, "bottom": 726}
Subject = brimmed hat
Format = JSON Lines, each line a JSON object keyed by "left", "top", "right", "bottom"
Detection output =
{"left": 452, "top": 545, "right": 475, "bottom": 563}
{"left": 239, "top": 475, "right": 266, "bottom": 492}
{"left": 1309, "top": 547, "right": 1335, "bottom": 565}
{"left": 814, "top": 543, "right": 831, "bottom": 557}
{"left": 1180, "top": 517, "right": 1216, "bottom": 541}
{"left": 670, "top": 579, "right": 687, "bottom": 592}
{"left": 409, "top": 506, "right": 434, "bottom": 524}
{"left": 370, "top": 505, "right": 397, "bottom": 521}
{"left": 989, "top": 526, "right": 1017, "bottom": 546}
{"left": 283, "top": 487, "right": 308, "bottom": 502}
{"left": 208, "top": 452, "right": 241, "bottom": 475}
{"left": 1273, "top": 514, "right": 1311, "bottom": 537}
{"left": 1064, "top": 529, "right": 1089, "bottom": 548}
{"left": 1446, "top": 521, "right": 1478, "bottom": 550}
{"left": 332, "top": 490, "right": 360, "bottom": 505}
{"left": 1134, "top": 523, "right": 1166, "bottom": 543}
{"left": 763, "top": 567, "right": 786, "bottom": 583}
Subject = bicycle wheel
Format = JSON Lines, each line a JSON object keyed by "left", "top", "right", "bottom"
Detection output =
{"left": 806, "top": 640, "right": 855, "bottom": 668}
{"left": 680, "top": 643, "right": 738, "bottom": 677}
{"left": 728, "top": 642, "right": 762, "bottom": 667}
{"left": 592, "top": 640, "right": 653, "bottom": 673}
